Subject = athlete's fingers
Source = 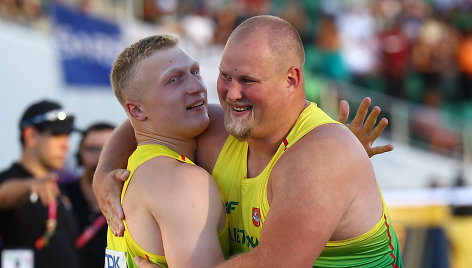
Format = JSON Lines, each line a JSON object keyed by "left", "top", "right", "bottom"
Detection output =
{"left": 370, "top": 144, "right": 395, "bottom": 157}
{"left": 114, "top": 169, "right": 130, "bottom": 182}
{"left": 364, "top": 106, "right": 381, "bottom": 133}
{"left": 95, "top": 169, "right": 126, "bottom": 236}
{"left": 351, "top": 97, "right": 371, "bottom": 126}
{"left": 369, "top": 118, "right": 388, "bottom": 142}
{"left": 338, "top": 99, "right": 350, "bottom": 124}
{"left": 105, "top": 192, "right": 125, "bottom": 236}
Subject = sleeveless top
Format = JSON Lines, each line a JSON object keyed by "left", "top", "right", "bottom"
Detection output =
{"left": 211, "top": 102, "right": 403, "bottom": 267}
{"left": 106, "top": 144, "right": 230, "bottom": 268}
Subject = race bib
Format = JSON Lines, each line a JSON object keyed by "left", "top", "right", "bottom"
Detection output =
{"left": 1, "top": 249, "right": 34, "bottom": 268}
{"left": 105, "top": 248, "right": 127, "bottom": 268}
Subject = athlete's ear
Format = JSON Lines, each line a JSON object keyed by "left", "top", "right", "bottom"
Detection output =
{"left": 286, "top": 66, "right": 301, "bottom": 96}
{"left": 125, "top": 100, "right": 147, "bottom": 121}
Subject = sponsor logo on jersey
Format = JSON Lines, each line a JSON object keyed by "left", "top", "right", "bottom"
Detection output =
{"left": 225, "top": 201, "right": 239, "bottom": 214}
{"left": 105, "top": 248, "right": 127, "bottom": 268}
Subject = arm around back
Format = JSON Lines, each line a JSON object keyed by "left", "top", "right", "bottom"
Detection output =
{"left": 93, "top": 119, "right": 137, "bottom": 236}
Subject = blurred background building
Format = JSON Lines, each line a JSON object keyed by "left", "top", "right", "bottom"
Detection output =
{"left": 1, "top": 0, "right": 472, "bottom": 267}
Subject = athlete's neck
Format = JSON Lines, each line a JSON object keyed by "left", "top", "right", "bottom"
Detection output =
{"left": 246, "top": 100, "right": 308, "bottom": 178}
{"left": 136, "top": 136, "right": 197, "bottom": 163}
{"left": 247, "top": 101, "right": 308, "bottom": 157}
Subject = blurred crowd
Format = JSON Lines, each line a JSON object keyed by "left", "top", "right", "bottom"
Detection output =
{"left": 1, "top": 1, "right": 472, "bottom": 267}
{"left": 1, "top": 0, "right": 471, "bottom": 155}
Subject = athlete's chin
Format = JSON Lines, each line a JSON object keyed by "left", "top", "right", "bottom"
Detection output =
{"left": 188, "top": 118, "right": 210, "bottom": 137}
{"left": 225, "top": 122, "right": 251, "bottom": 141}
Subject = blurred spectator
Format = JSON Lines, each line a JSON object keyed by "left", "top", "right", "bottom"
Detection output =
{"left": 0, "top": 99, "right": 80, "bottom": 268}
{"left": 22, "top": 0, "right": 42, "bottom": 22}
{"left": 0, "top": 0, "right": 47, "bottom": 30}
{"left": 0, "top": 0, "right": 23, "bottom": 22}
{"left": 377, "top": 17, "right": 410, "bottom": 99}
{"left": 142, "top": 0, "right": 179, "bottom": 23}
{"left": 180, "top": 3, "right": 214, "bottom": 47}
{"left": 409, "top": 89, "right": 462, "bottom": 155}
{"left": 239, "top": 0, "right": 270, "bottom": 17}
{"left": 278, "top": 0, "right": 310, "bottom": 42}
{"left": 1, "top": 0, "right": 471, "bottom": 156}
{"left": 411, "top": 18, "right": 459, "bottom": 101}
{"left": 62, "top": 122, "right": 114, "bottom": 268}
{"left": 305, "top": 14, "right": 350, "bottom": 81}
{"left": 337, "top": 4, "right": 379, "bottom": 89}
{"left": 457, "top": 28, "right": 472, "bottom": 100}
{"left": 212, "top": 6, "right": 237, "bottom": 46}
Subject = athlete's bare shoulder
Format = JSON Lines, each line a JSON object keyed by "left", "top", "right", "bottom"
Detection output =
{"left": 270, "top": 122, "right": 382, "bottom": 240}
{"left": 123, "top": 155, "right": 225, "bottom": 264}
{"left": 128, "top": 155, "right": 223, "bottom": 220}
{"left": 136, "top": 156, "right": 215, "bottom": 197}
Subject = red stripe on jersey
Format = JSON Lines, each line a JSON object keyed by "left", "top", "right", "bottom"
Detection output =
{"left": 384, "top": 214, "right": 401, "bottom": 268}
{"left": 283, "top": 138, "right": 288, "bottom": 151}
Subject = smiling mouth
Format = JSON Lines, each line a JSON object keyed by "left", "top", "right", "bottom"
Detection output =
{"left": 232, "top": 105, "right": 253, "bottom": 112}
{"left": 187, "top": 101, "right": 204, "bottom": 110}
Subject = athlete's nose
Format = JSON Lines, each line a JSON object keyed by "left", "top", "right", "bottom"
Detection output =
{"left": 227, "top": 80, "right": 243, "bottom": 101}
{"left": 187, "top": 74, "right": 206, "bottom": 95}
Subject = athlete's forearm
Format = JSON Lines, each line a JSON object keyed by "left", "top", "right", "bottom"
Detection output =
{"left": 92, "top": 119, "right": 135, "bottom": 236}
{"left": 94, "top": 119, "right": 136, "bottom": 177}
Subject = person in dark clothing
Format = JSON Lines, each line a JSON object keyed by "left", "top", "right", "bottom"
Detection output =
{"left": 0, "top": 99, "right": 80, "bottom": 268}
{"left": 62, "top": 122, "right": 114, "bottom": 268}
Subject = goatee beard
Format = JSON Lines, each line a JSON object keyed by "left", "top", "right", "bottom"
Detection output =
{"left": 224, "top": 112, "right": 253, "bottom": 141}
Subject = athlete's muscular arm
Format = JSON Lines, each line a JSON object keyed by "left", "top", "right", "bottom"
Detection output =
{"left": 217, "top": 124, "right": 383, "bottom": 267}
{"left": 126, "top": 159, "right": 225, "bottom": 268}
{"left": 93, "top": 119, "right": 136, "bottom": 236}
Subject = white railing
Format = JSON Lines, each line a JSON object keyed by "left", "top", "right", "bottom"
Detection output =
{"left": 312, "top": 76, "right": 472, "bottom": 167}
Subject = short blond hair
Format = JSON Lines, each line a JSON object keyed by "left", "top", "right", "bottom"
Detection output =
{"left": 110, "top": 34, "right": 178, "bottom": 106}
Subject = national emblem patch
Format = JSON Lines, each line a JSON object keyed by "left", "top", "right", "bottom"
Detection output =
{"left": 252, "top": 207, "right": 261, "bottom": 227}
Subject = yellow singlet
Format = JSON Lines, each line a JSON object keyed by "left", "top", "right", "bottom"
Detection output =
{"left": 106, "top": 144, "right": 230, "bottom": 268}
{"left": 211, "top": 102, "right": 403, "bottom": 267}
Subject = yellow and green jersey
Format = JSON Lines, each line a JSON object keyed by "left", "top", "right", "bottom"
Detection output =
{"left": 106, "top": 144, "right": 230, "bottom": 268}
{"left": 211, "top": 102, "right": 403, "bottom": 267}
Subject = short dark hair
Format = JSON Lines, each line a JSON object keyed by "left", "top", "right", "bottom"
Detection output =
{"left": 19, "top": 99, "right": 75, "bottom": 145}
{"left": 75, "top": 122, "right": 115, "bottom": 166}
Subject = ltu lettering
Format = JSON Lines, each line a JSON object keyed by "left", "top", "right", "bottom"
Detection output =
{"left": 230, "top": 227, "right": 259, "bottom": 248}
